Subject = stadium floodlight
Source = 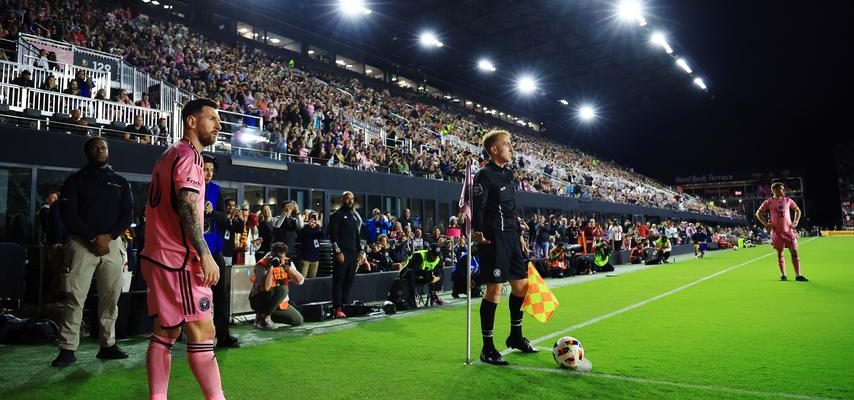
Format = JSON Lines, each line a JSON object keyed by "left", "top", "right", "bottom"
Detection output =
{"left": 270, "top": 38, "right": 281, "bottom": 44}
{"left": 339, "top": 0, "right": 371, "bottom": 17}
{"left": 617, "top": 0, "right": 647, "bottom": 26}
{"left": 419, "top": 32, "right": 443, "bottom": 48}
{"left": 142, "top": 0, "right": 150, "bottom": 3}
{"left": 650, "top": 32, "right": 673, "bottom": 54}
{"left": 559, "top": 99, "right": 569, "bottom": 105}
{"left": 477, "top": 59, "right": 496, "bottom": 72}
{"left": 676, "top": 58, "right": 692, "bottom": 74}
{"left": 151, "top": 0, "right": 160, "bottom": 4}
{"left": 693, "top": 77, "right": 707, "bottom": 90}
{"left": 577, "top": 104, "right": 597, "bottom": 122}
{"left": 516, "top": 75, "right": 537, "bottom": 94}
{"left": 465, "top": 100, "right": 473, "bottom": 105}
{"left": 365, "top": 68, "right": 372, "bottom": 74}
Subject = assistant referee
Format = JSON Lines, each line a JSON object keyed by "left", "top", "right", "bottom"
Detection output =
{"left": 472, "top": 130, "right": 537, "bottom": 366}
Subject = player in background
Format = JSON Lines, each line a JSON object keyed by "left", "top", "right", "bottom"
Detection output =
{"left": 140, "top": 98, "right": 226, "bottom": 400}
{"left": 755, "top": 182, "right": 808, "bottom": 282}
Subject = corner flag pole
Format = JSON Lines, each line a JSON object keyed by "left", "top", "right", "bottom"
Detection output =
{"left": 464, "top": 159, "right": 473, "bottom": 365}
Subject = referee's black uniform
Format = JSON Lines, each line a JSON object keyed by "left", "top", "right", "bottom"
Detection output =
{"left": 472, "top": 161, "right": 526, "bottom": 283}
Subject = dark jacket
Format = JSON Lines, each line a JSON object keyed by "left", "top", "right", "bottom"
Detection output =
{"left": 328, "top": 206, "right": 363, "bottom": 254}
{"left": 298, "top": 224, "right": 325, "bottom": 261}
{"left": 60, "top": 164, "right": 133, "bottom": 241}
{"left": 472, "top": 161, "right": 519, "bottom": 234}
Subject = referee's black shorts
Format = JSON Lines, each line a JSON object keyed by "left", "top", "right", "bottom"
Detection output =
{"left": 478, "top": 230, "right": 527, "bottom": 283}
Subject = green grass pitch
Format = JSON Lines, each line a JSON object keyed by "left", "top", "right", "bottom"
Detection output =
{"left": 2, "top": 237, "right": 852, "bottom": 399}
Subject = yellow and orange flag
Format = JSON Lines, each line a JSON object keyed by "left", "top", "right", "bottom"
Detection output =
{"left": 521, "top": 262, "right": 560, "bottom": 323}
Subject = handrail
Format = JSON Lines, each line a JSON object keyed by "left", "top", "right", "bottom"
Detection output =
{"left": 5, "top": 58, "right": 111, "bottom": 98}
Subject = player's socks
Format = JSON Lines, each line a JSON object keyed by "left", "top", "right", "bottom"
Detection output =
{"left": 147, "top": 334, "right": 177, "bottom": 400}
{"left": 508, "top": 294, "right": 524, "bottom": 340}
{"left": 480, "top": 299, "right": 497, "bottom": 351}
{"left": 777, "top": 254, "right": 786, "bottom": 276}
{"left": 187, "top": 340, "right": 225, "bottom": 400}
{"left": 792, "top": 256, "right": 801, "bottom": 276}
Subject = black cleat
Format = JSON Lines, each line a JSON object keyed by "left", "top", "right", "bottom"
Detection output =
{"left": 51, "top": 349, "right": 76, "bottom": 367}
{"left": 780, "top": 275, "right": 788, "bottom": 281}
{"left": 506, "top": 336, "right": 538, "bottom": 353}
{"left": 217, "top": 335, "right": 240, "bottom": 349}
{"left": 96, "top": 345, "right": 129, "bottom": 360}
{"left": 480, "top": 348, "right": 509, "bottom": 366}
{"left": 795, "top": 275, "right": 809, "bottom": 282}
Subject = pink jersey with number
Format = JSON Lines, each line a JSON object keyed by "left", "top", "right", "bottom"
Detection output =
{"left": 141, "top": 139, "right": 205, "bottom": 270}
{"left": 760, "top": 196, "right": 796, "bottom": 235}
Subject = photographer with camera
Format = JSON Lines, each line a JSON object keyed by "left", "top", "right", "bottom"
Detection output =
{"left": 249, "top": 242, "right": 305, "bottom": 329}
{"left": 400, "top": 244, "right": 445, "bottom": 306}
{"left": 297, "top": 210, "right": 324, "bottom": 278}
{"left": 548, "top": 241, "right": 568, "bottom": 278}
{"left": 593, "top": 238, "right": 615, "bottom": 272}
{"left": 630, "top": 241, "right": 646, "bottom": 264}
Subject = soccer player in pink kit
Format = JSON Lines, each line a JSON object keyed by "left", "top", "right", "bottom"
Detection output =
{"left": 755, "top": 182, "right": 808, "bottom": 282}
{"left": 140, "top": 99, "right": 226, "bottom": 400}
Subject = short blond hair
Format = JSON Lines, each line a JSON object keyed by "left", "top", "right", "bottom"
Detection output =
{"left": 481, "top": 130, "right": 511, "bottom": 153}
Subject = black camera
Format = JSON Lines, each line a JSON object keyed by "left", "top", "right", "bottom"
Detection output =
{"left": 269, "top": 257, "right": 282, "bottom": 267}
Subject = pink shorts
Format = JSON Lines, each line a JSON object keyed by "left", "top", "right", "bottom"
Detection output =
{"left": 771, "top": 230, "right": 798, "bottom": 251}
{"left": 141, "top": 258, "right": 213, "bottom": 329}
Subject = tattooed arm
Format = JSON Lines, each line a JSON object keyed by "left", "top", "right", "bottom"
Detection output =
{"left": 179, "top": 189, "right": 219, "bottom": 285}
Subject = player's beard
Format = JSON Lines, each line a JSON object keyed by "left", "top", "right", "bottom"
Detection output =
{"left": 199, "top": 130, "right": 218, "bottom": 147}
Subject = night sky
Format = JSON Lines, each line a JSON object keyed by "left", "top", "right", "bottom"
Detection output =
{"left": 556, "top": 0, "right": 853, "bottom": 226}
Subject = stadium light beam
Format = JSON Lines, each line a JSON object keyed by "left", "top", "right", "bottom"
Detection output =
{"left": 693, "top": 77, "right": 708, "bottom": 90}
{"left": 419, "top": 32, "right": 443, "bottom": 48}
{"left": 339, "top": 0, "right": 371, "bottom": 17}
{"left": 617, "top": 0, "right": 647, "bottom": 26}
{"left": 577, "top": 104, "right": 597, "bottom": 122}
{"left": 676, "top": 58, "right": 692, "bottom": 74}
{"left": 516, "top": 75, "right": 537, "bottom": 95}
{"left": 477, "top": 59, "right": 496, "bottom": 72}
{"left": 651, "top": 32, "right": 673, "bottom": 54}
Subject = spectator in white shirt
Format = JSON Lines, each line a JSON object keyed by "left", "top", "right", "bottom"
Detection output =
{"left": 608, "top": 220, "right": 624, "bottom": 251}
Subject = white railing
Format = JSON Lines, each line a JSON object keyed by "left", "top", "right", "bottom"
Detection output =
{"left": 1, "top": 82, "right": 171, "bottom": 130}
{"left": 0, "top": 84, "right": 23, "bottom": 110}
{"left": 29, "top": 87, "right": 100, "bottom": 118}
{"left": 1, "top": 59, "right": 111, "bottom": 99}
{"left": 101, "top": 99, "right": 169, "bottom": 129}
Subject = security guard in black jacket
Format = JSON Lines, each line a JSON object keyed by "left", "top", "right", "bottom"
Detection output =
{"left": 53, "top": 137, "right": 133, "bottom": 367}
{"left": 327, "top": 191, "right": 363, "bottom": 318}
{"left": 472, "top": 130, "right": 537, "bottom": 366}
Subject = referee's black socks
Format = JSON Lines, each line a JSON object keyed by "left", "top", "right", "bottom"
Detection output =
{"left": 480, "top": 299, "right": 498, "bottom": 350}
{"left": 509, "top": 294, "right": 524, "bottom": 340}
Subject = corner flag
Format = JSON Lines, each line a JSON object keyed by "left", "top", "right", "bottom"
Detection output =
{"left": 521, "top": 262, "right": 560, "bottom": 323}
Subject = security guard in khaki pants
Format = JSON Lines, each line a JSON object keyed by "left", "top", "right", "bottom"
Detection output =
{"left": 52, "top": 137, "right": 133, "bottom": 367}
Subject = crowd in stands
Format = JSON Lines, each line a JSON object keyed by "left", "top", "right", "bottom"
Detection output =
{"left": 0, "top": 0, "right": 739, "bottom": 218}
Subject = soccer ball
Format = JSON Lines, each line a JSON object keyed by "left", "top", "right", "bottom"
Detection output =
{"left": 552, "top": 336, "right": 584, "bottom": 369}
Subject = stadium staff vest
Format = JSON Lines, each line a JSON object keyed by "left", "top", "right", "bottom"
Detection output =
{"left": 406, "top": 250, "right": 440, "bottom": 271}
{"left": 251, "top": 257, "right": 291, "bottom": 310}
{"left": 594, "top": 245, "right": 608, "bottom": 267}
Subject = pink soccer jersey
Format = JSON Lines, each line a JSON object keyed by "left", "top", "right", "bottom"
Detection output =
{"left": 141, "top": 139, "right": 206, "bottom": 270}
{"left": 760, "top": 196, "right": 796, "bottom": 235}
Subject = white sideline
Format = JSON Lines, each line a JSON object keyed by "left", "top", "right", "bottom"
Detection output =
{"left": 501, "top": 237, "right": 818, "bottom": 355}
{"left": 507, "top": 365, "right": 840, "bottom": 400}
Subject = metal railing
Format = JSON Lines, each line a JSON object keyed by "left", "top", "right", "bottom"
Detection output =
{"left": 1, "top": 59, "right": 111, "bottom": 98}
{"left": 1, "top": 82, "right": 171, "bottom": 130}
